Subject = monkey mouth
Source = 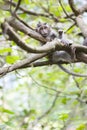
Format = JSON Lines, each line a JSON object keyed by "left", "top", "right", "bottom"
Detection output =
{"left": 42, "top": 33, "right": 49, "bottom": 37}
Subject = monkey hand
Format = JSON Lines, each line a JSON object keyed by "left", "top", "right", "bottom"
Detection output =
{"left": 61, "top": 39, "right": 73, "bottom": 46}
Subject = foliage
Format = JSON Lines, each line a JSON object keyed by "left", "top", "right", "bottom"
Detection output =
{"left": 0, "top": 0, "right": 87, "bottom": 130}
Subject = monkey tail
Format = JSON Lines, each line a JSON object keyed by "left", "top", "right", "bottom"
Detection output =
{"left": 58, "top": 64, "right": 87, "bottom": 77}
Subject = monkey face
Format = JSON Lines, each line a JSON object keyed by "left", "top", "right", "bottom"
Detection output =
{"left": 40, "top": 26, "right": 50, "bottom": 37}
{"left": 36, "top": 22, "right": 51, "bottom": 37}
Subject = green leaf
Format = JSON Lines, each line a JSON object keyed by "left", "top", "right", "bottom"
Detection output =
{"left": 24, "top": 0, "right": 30, "bottom": 4}
{"left": 6, "top": 55, "right": 20, "bottom": 64}
{"left": 0, "top": 107, "right": 14, "bottom": 114}
{"left": 65, "top": 5, "right": 72, "bottom": 12}
{"left": 67, "top": 26, "right": 75, "bottom": 34}
{"left": 58, "top": 113, "right": 69, "bottom": 121}
{"left": 76, "top": 124, "right": 85, "bottom": 130}
{"left": 28, "top": 109, "right": 36, "bottom": 115}
{"left": 0, "top": 48, "right": 12, "bottom": 54}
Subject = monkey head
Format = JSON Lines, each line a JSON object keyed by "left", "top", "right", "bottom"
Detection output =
{"left": 36, "top": 22, "right": 51, "bottom": 38}
{"left": 58, "top": 29, "right": 64, "bottom": 39}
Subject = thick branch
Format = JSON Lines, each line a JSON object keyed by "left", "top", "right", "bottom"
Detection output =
{"left": 0, "top": 60, "right": 74, "bottom": 77}
{"left": 6, "top": 17, "right": 46, "bottom": 43}
{"left": 0, "top": 52, "right": 87, "bottom": 77}
{"left": 1, "top": 21, "right": 67, "bottom": 53}
{"left": 1, "top": 19, "right": 87, "bottom": 55}
{"left": 76, "top": 15, "right": 87, "bottom": 37}
{"left": 77, "top": 53, "right": 87, "bottom": 63}
{"left": 68, "top": 1, "right": 87, "bottom": 16}
{"left": 1, "top": 21, "right": 47, "bottom": 53}
{"left": 0, "top": 53, "right": 47, "bottom": 76}
{"left": 79, "top": 4, "right": 87, "bottom": 14}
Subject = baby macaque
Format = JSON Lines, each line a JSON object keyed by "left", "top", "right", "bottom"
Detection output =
{"left": 52, "top": 29, "right": 73, "bottom": 62}
{"left": 58, "top": 30, "right": 73, "bottom": 46}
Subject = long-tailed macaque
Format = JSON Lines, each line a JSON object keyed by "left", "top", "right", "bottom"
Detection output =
{"left": 36, "top": 22, "right": 87, "bottom": 77}
{"left": 36, "top": 22, "right": 57, "bottom": 42}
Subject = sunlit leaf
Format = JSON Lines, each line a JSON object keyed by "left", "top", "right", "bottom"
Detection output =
{"left": 0, "top": 107, "right": 14, "bottom": 114}
{"left": 6, "top": 55, "right": 20, "bottom": 64}
{"left": 0, "top": 48, "right": 12, "bottom": 54}
{"left": 76, "top": 124, "right": 86, "bottom": 130}
{"left": 58, "top": 113, "right": 69, "bottom": 121}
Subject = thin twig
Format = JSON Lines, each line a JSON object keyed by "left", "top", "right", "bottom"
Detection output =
{"left": 34, "top": 92, "right": 59, "bottom": 121}
{"left": 13, "top": 0, "right": 22, "bottom": 14}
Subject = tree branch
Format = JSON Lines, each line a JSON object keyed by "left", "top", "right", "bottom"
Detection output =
{"left": 5, "top": 0, "right": 50, "bottom": 17}
{"left": 33, "top": 92, "right": 59, "bottom": 122}
{"left": 13, "top": 0, "right": 22, "bottom": 14}
{"left": 1, "top": 19, "right": 87, "bottom": 55}
{"left": 0, "top": 52, "right": 87, "bottom": 78}
{"left": 68, "top": 0, "right": 79, "bottom": 16}
{"left": 0, "top": 53, "right": 47, "bottom": 76}
{"left": 78, "top": 4, "right": 87, "bottom": 14}
{"left": 76, "top": 15, "right": 87, "bottom": 38}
